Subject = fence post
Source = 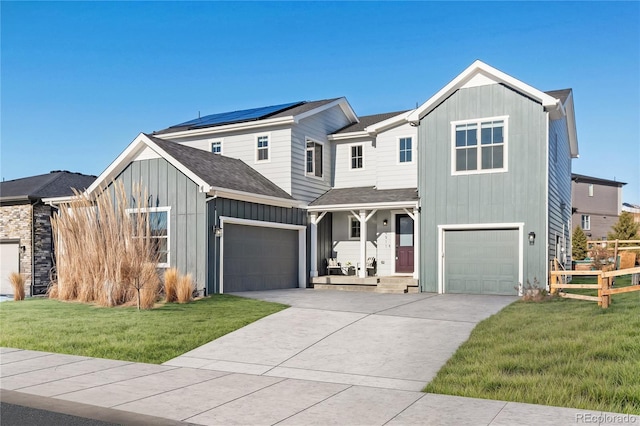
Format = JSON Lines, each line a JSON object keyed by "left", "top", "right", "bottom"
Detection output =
{"left": 597, "top": 273, "right": 603, "bottom": 307}
{"left": 602, "top": 276, "right": 610, "bottom": 309}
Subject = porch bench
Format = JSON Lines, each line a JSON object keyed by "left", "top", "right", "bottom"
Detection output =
{"left": 326, "top": 258, "right": 342, "bottom": 275}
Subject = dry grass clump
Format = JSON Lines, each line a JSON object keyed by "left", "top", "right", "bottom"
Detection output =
{"left": 51, "top": 181, "right": 162, "bottom": 309}
{"left": 176, "top": 273, "right": 194, "bottom": 303}
{"left": 163, "top": 268, "right": 179, "bottom": 303}
{"left": 9, "top": 272, "right": 25, "bottom": 301}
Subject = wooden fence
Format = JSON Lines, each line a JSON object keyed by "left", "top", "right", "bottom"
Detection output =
{"left": 550, "top": 265, "right": 640, "bottom": 308}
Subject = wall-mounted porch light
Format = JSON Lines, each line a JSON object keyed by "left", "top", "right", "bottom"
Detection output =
{"left": 383, "top": 219, "right": 388, "bottom": 226}
{"left": 214, "top": 227, "right": 222, "bottom": 238}
{"left": 528, "top": 232, "right": 536, "bottom": 246}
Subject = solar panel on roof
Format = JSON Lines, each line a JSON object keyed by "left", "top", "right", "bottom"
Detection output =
{"left": 170, "top": 101, "right": 304, "bottom": 129}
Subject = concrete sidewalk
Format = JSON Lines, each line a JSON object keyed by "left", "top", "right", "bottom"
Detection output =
{"left": 1, "top": 348, "right": 637, "bottom": 425}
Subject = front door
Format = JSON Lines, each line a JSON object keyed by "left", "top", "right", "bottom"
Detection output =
{"left": 395, "top": 214, "right": 414, "bottom": 273}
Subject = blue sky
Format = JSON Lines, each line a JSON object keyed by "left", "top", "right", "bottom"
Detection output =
{"left": 2, "top": 1, "right": 639, "bottom": 203}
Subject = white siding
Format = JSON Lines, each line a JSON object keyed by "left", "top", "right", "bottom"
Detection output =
{"left": 331, "top": 211, "right": 377, "bottom": 268}
{"left": 291, "top": 105, "right": 352, "bottom": 202}
{"left": 375, "top": 123, "right": 418, "bottom": 190}
{"left": 172, "top": 127, "right": 293, "bottom": 194}
{"left": 333, "top": 138, "right": 377, "bottom": 189}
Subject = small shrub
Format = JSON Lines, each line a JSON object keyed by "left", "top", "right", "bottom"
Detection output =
{"left": 520, "top": 278, "right": 551, "bottom": 302}
{"left": 9, "top": 272, "right": 25, "bottom": 301}
{"left": 176, "top": 273, "right": 193, "bottom": 303}
{"left": 139, "top": 263, "right": 161, "bottom": 309}
{"left": 590, "top": 245, "right": 612, "bottom": 271}
{"left": 164, "top": 268, "right": 179, "bottom": 303}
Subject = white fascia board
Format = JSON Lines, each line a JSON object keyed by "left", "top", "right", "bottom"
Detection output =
{"left": 365, "top": 110, "right": 415, "bottom": 134}
{"left": 564, "top": 92, "right": 579, "bottom": 158}
{"left": 307, "top": 200, "right": 418, "bottom": 212}
{"left": 154, "top": 116, "right": 295, "bottom": 140}
{"left": 86, "top": 133, "right": 212, "bottom": 197}
{"left": 407, "top": 60, "right": 561, "bottom": 123}
{"left": 85, "top": 133, "right": 150, "bottom": 196}
{"left": 42, "top": 195, "right": 78, "bottom": 205}
{"left": 210, "top": 188, "right": 306, "bottom": 209}
{"left": 327, "top": 131, "right": 370, "bottom": 141}
{"left": 294, "top": 97, "right": 359, "bottom": 124}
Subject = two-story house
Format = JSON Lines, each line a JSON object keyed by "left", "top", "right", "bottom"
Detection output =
{"left": 69, "top": 60, "right": 578, "bottom": 297}
{"left": 572, "top": 173, "right": 626, "bottom": 240}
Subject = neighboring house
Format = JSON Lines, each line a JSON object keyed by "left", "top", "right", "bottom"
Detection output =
{"left": 622, "top": 202, "right": 640, "bottom": 224}
{"left": 0, "top": 171, "right": 96, "bottom": 296}
{"left": 57, "top": 60, "right": 578, "bottom": 297}
{"left": 572, "top": 173, "right": 626, "bottom": 240}
{"left": 405, "top": 60, "right": 578, "bottom": 294}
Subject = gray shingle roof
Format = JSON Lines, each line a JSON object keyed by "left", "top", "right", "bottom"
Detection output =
{"left": 309, "top": 186, "right": 418, "bottom": 206}
{"left": 0, "top": 171, "right": 96, "bottom": 202}
{"left": 571, "top": 173, "right": 626, "bottom": 187}
{"left": 546, "top": 89, "right": 572, "bottom": 104}
{"left": 333, "top": 111, "right": 409, "bottom": 134}
{"left": 146, "top": 135, "right": 294, "bottom": 200}
{"left": 153, "top": 99, "right": 342, "bottom": 135}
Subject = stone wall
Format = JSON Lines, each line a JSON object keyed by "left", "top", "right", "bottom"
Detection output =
{"left": 33, "top": 203, "right": 54, "bottom": 295}
{"left": 0, "top": 204, "right": 32, "bottom": 293}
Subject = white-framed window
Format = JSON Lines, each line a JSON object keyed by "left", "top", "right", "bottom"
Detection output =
{"left": 398, "top": 137, "right": 413, "bottom": 163}
{"left": 349, "top": 217, "right": 361, "bottom": 239}
{"left": 211, "top": 140, "right": 222, "bottom": 155}
{"left": 350, "top": 144, "right": 364, "bottom": 169}
{"left": 127, "top": 207, "right": 170, "bottom": 267}
{"left": 451, "top": 116, "right": 508, "bottom": 175}
{"left": 588, "top": 184, "right": 594, "bottom": 197}
{"left": 306, "top": 139, "right": 323, "bottom": 178}
{"left": 256, "top": 134, "right": 270, "bottom": 162}
{"left": 581, "top": 214, "right": 591, "bottom": 231}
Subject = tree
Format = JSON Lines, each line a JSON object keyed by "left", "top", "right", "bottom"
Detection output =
{"left": 572, "top": 226, "right": 588, "bottom": 260}
{"left": 608, "top": 212, "right": 640, "bottom": 241}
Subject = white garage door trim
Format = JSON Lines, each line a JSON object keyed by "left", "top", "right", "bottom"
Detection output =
{"left": 1, "top": 239, "right": 21, "bottom": 296}
{"left": 219, "top": 216, "right": 306, "bottom": 293}
{"left": 438, "top": 223, "right": 524, "bottom": 296}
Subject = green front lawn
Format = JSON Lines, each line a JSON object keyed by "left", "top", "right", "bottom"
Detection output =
{"left": 425, "top": 276, "right": 640, "bottom": 415}
{"left": 0, "top": 295, "right": 287, "bottom": 364}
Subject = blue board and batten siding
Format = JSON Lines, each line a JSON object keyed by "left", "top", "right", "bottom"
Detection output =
{"left": 548, "top": 117, "right": 573, "bottom": 267}
{"left": 108, "top": 158, "right": 207, "bottom": 290}
{"left": 418, "top": 84, "right": 548, "bottom": 293}
{"left": 207, "top": 198, "right": 307, "bottom": 294}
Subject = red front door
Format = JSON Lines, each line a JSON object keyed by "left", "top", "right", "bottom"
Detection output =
{"left": 396, "top": 214, "right": 414, "bottom": 273}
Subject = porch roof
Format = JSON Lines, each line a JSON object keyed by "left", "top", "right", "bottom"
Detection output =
{"left": 308, "top": 186, "right": 418, "bottom": 211}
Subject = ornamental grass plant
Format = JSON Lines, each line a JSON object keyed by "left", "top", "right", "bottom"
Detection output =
{"left": 50, "top": 181, "right": 161, "bottom": 309}
{"left": 9, "top": 272, "right": 25, "bottom": 301}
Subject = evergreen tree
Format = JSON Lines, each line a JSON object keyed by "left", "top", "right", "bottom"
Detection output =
{"left": 607, "top": 212, "right": 640, "bottom": 241}
{"left": 572, "top": 226, "right": 588, "bottom": 260}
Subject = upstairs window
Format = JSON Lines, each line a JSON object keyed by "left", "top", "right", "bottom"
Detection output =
{"left": 581, "top": 214, "right": 591, "bottom": 231}
{"left": 211, "top": 141, "right": 222, "bottom": 154}
{"left": 588, "top": 184, "right": 594, "bottom": 197}
{"left": 256, "top": 135, "right": 269, "bottom": 162}
{"left": 306, "top": 140, "right": 323, "bottom": 178}
{"left": 399, "top": 137, "right": 413, "bottom": 163}
{"left": 351, "top": 145, "right": 363, "bottom": 169}
{"left": 452, "top": 117, "right": 507, "bottom": 175}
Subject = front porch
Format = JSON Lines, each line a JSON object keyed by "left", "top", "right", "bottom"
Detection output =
{"left": 311, "top": 275, "right": 419, "bottom": 294}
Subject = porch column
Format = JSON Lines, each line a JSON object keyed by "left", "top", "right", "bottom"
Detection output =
{"left": 413, "top": 207, "right": 420, "bottom": 280}
{"left": 310, "top": 213, "right": 318, "bottom": 277}
{"left": 359, "top": 209, "right": 367, "bottom": 278}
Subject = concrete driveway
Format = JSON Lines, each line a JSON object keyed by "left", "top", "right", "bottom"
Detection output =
{"left": 165, "top": 290, "right": 516, "bottom": 392}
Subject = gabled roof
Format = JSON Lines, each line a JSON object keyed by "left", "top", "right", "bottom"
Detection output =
{"left": 309, "top": 186, "right": 418, "bottom": 210}
{"left": 403, "top": 60, "right": 578, "bottom": 158}
{"left": 0, "top": 171, "right": 96, "bottom": 203}
{"left": 333, "top": 111, "right": 409, "bottom": 134}
{"left": 85, "top": 133, "right": 302, "bottom": 208}
{"left": 153, "top": 98, "right": 358, "bottom": 137}
{"left": 571, "top": 173, "right": 626, "bottom": 187}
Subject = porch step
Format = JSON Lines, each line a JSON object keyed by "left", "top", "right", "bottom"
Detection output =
{"left": 375, "top": 277, "right": 419, "bottom": 294}
{"left": 313, "top": 284, "right": 377, "bottom": 293}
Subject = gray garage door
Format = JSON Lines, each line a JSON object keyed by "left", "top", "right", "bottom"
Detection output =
{"left": 223, "top": 224, "right": 298, "bottom": 292}
{"left": 1, "top": 241, "right": 20, "bottom": 295}
{"left": 445, "top": 229, "right": 519, "bottom": 295}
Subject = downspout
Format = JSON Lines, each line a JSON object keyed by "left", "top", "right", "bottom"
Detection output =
{"left": 205, "top": 194, "right": 217, "bottom": 296}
